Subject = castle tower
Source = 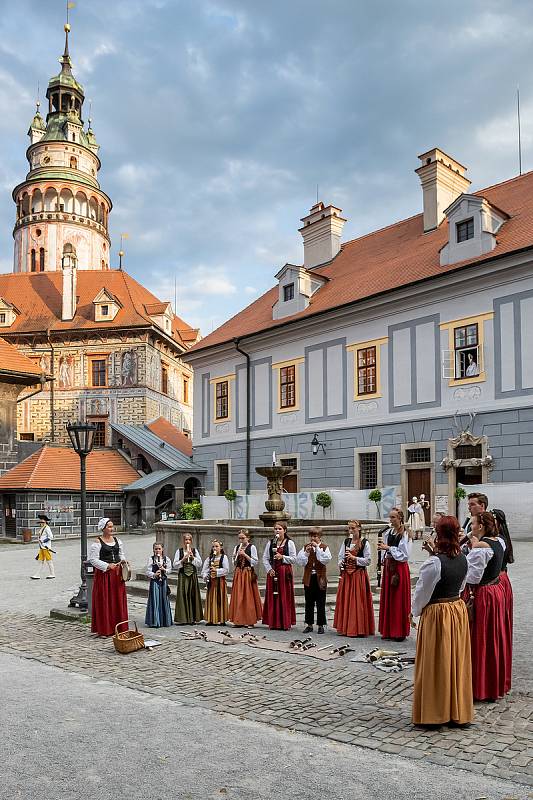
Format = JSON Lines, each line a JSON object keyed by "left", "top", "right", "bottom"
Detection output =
{"left": 12, "top": 22, "right": 112, "bottom": 273}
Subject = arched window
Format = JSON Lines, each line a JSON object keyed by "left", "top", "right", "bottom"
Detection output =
{"left": 39, "top": 248, "right": 45, "bottom": 271}
{"left": 30, "top": 249, "right": 36, "bottom": 272}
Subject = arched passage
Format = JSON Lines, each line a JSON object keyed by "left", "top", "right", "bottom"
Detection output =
{"left": 183, "top": 477, "right": 202, "bottom": 503}
{"left": 155, "top": 484, "right": 175, "bottom": 517}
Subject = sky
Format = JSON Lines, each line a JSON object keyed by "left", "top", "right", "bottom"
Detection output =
{"left": 1, "top": 0, "right": 533, "bottom": 335}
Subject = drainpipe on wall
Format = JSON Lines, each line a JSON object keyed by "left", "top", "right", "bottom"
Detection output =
{"left": 234, "top": 338, "right": 251, "bottom": 494}
{"left": 46, "top": 330, "right": 55, "bottom": 442}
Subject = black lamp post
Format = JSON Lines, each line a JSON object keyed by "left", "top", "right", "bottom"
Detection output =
{"left": 67, "top": 421, "right": 96, "bottom": 610}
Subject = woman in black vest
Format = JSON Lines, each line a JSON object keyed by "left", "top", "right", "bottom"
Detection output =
{"left": 88, "top": 518, "right": 128, "bottom": 637}
{"left": 262, "top": 521, "right": 297, "bottom": 630}
{"left": 412, "top": 515, "right": 472, "bottom": 726}
{"left": 464, "top": 511, "right": 507, "bottom": 701}
{"left": 333, "top": 519, "right": 375, "bottom": 637}
{"left": 228, "top": 530, "right": 262, "bottom": 627}
{"left": 493, "top": 508, "right": 514, "bottom": 694}
{"left": 378, "top": 508, "right": 412, "bottom": 641}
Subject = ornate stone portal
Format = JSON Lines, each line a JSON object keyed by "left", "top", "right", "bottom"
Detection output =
{"left": 256, "top": 466, "right": 293, "bottom": 526}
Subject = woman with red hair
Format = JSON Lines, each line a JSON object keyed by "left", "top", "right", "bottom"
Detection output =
{"left": 412, "top": 515, "right": 472, "bottom": 726}
{"left": 464, "top": 511, "right": 508, "bottom": 701}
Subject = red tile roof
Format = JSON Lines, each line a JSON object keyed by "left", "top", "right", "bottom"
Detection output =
{"left": 190, "top": 170, "right": 533, "bottom": 353}
{"left": 0, "top": 337, "right": 45, "bottom": 381}
{"left": 0, "top": 269, "right": 199, "bottom": 350}
{"left": 0, "top": 446, "right": 139, "bottom": 491}
{"left": 146, "top": 417, "right": 193, "bottom": 457}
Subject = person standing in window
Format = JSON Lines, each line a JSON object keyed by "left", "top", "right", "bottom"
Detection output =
{"left": 378, "top": 508, "right": 412, "bottom": 641}
{"left": 228, "top": 530, "right": 262, "bottom": 628}
{"left": 88, "top": 518, "right": 128, "bottom": 637}
{"left": 465, "top": 353, "right": 479, "bottom": 377}
{"left": 262, "top": 521, "right": 297, "bottom": 631}
{"left": 412, "top": 516, "right": 472, "bottom": 726}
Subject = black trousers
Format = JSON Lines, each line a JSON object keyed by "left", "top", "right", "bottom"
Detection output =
{"left": 304, "top": 574, "right": 327, "bottom": 626}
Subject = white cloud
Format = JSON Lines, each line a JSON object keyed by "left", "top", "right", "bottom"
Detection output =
{"left": 76, "top": 40, "right": 117, "bottom": 75}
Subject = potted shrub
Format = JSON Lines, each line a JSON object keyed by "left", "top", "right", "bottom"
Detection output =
{"left": 224, "top": 488, "right": 237, "bottom": 518}
{"left": 179, "top": 501, "right": 202, "bottom": 520}
{"left": 315, "top": 492, "right": 332, "bottom": 519}
{"left": 368, "top": 488, "right": 382, "bottom": 518}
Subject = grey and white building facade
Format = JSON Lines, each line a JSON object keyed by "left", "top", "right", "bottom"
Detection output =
{"left": 187, "top": 149, "right": 533, "bottom": 518}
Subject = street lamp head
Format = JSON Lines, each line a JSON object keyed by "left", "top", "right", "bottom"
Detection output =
{"left": 311, "top": 433, "right": 326, "bottom": 456}
{"left": 66, "top": 420, "right": 97, "bottom": 456}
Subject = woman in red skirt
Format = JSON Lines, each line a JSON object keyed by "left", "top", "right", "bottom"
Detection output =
{"left": 378, "top": 508, "right": 412, "bottom": 641}
{"left": 262, "top": 521, "right": 297, "bottom": 631}
{"left": 88, "top": 518, "right": 128, "bottom": 636}
{"left": 464, "top": 511, "right": 508, "bottom": 701}
{"left": 333, "top": 519, "right": 375, "bottom": 637}
{"left": 228, "top": 530, "right": 263, "bottom": 627}
{"left": 493, "top": 508, "right": 514, "bottom": 694}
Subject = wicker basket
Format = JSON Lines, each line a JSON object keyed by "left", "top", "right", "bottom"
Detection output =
{"left": 113, "top": 620, "right": 145, "bottom": 654}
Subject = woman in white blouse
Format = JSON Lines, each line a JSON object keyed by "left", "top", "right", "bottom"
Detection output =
{"left": 88, "top": 518, "right": 128, "bottom": 637}
{"left": 201, "top": 539, "right": 230, "bottom": 625}
{"left": 464, "top": 511, "right": 508, "bottom": 701}
{"left": 377, "top": 508, "right": 412, "bottom": 641}
{"left": 145, "top": 542, "right": 173, "bottom": 628}
{"left": 262, "top": 521, "right": 297, "bottom": 631}
{"left": 333, "top": 519, "right": 375, "bottom": 637}
{"left": 412, "top": 515, "right": 472, "bottom": 726}
{"left": 228, "top": 530, "right": 262, "bottom": 627}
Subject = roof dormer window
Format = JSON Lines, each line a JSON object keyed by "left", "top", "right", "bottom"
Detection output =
{"left": 93, "top": 288, "right": 121, "bottom": 322}
{"left": 456, "top": 218, "right": 474, "bottom": 243}
{"left": 101, "top": 304, "right": 109, "bottom": 317}
{"left": 283, "top": 283, "right": 295, "bottom": 302}
{"left": 0, "top": 298, "right": 18, "bottom": 328}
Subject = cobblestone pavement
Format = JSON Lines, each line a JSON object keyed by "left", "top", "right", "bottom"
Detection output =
{"left": 1, "top": 611, "right": 532, "bottom": 790}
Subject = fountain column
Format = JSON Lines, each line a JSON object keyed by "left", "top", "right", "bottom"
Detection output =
{"left": 255, "top": 466, "right": 293, "bottom": 527}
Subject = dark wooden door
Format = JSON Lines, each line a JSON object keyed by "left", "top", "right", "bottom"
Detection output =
{"left": 283, "top": 473, "right": 298, "bottom": 493}
{"left": 4, "top": 494, "right": 16, "bottom": 537}
{"left": 407, "top": 469, "right": 431, "bottom": 524}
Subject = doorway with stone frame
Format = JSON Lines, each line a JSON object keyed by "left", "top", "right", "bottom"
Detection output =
{"left": 400, "top": 443, "right": 435, "bottom": 526}
{"left": 441, "top": 432, "right": 493, "bottom": 515}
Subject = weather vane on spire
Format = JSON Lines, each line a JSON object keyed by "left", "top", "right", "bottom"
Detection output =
{"left": 66, "top": 0, "right": 75, "bottom": 29}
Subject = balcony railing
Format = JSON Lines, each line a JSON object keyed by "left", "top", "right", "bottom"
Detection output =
{"left": 15, "top": 210, "right": 108, "bottom": 236}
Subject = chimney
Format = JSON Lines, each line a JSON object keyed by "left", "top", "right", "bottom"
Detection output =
{"left": 61, "top": 243, "right": 78, "bottom": 321}
{"left": 299, "top": 202, "right": 346, "bottom": 268}
{"left": 415, "top": 148, "right": 471, "bottom": 232}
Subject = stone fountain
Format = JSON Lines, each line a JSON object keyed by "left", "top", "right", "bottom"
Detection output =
{"left": 255, "top": 465, "right": 293, "bottom": 526}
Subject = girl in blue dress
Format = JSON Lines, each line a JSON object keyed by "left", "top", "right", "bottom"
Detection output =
{"left": 145, "top": 542, "right": 173, "bottom": 627}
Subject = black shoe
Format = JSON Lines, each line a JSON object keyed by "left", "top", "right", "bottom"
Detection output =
{"left": 303, "top": 625, "right": 313, "bottom": 633}
{"left": 317, "top": 626, "right": 325, "bottom": 634}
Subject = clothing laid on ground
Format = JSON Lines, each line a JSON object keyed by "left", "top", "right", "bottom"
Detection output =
{"left": 262, "top": 538, "right": 297, "bottom": 631}
{"left": 88, "top": 536, "right": 128, "bottom": 636}
{"left": 333, "top": 537, "right": 375, "bottom": 637}
{"left": 296, "top": 542, "right": 332, "bottom": 628}
{"left": 145, "top": 555, "right": 173, "bottom": 627}
{"left": 172, "top": 547, "right": 203, "bottom": 624}
{"left": 228, "top": 544, "right": 262, "bottom": 626}
{"left": 202, "top": 553, "right": 230, "bottom": 624}
{"left": 463, "top": 536, "right": 507, "bottom": 701}
{"left": 412, "top": 552, "right": 472, "bottom": 725}
{"left": 378, "top": 528, "right": 411, "bottom": 640}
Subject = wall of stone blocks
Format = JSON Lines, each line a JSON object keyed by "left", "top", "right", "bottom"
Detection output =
{"left": 11, "top": 491, "right": 124, "bottom": 539}
{"left": 192, "top": 407, "right": 533, "bottom": 492}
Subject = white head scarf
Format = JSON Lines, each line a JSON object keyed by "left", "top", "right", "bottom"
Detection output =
{"left": 97, "top": 517, "right": 111, "bottom": 531}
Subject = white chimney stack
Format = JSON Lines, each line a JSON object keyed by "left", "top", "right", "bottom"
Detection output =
{"left": 415, "top": 148, "right": 471, "bottom": 232}
{"left": 299, "top": 202, "right": 346, "bottom": 268}
{"left": 61, "top": 243, "right": 78, "bottom": 321}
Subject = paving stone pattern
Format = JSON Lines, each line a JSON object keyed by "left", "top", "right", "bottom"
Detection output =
{"left": 1, "top": 612, "right": 532, "bottom": 788}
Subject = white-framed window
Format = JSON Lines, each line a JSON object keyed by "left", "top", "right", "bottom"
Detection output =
{"left": 283, "top": 283, "right": 295, "bottom": 302}
{"left": 456, "top": 218, "right": 474, "bottom": 243}
{"left": 215, "top": 460, "right": 231, "bottom": 496}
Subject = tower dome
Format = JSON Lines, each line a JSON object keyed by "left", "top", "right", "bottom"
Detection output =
{"left": 12, "top": 23, "right": 112, "bottom": 273}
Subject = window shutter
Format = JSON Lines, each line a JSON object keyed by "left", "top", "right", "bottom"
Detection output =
{"left": 441, "top": 350, "right": 454, "bottom": 379}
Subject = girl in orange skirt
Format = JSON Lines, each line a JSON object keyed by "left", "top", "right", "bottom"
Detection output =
{"left": 378, "top": 508, "right": 412, "bottom": 641}
{"left": 333, "top": 519, "right": 375, "bottom": 637}
{"left": 201, "top": 539, "right": 229, "bottom": 625}
{"left": 412, "top": 515, "right": 472, "bottom": 726}
{"left": 228, "top": 530, "right": 262, "bottom": 627}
